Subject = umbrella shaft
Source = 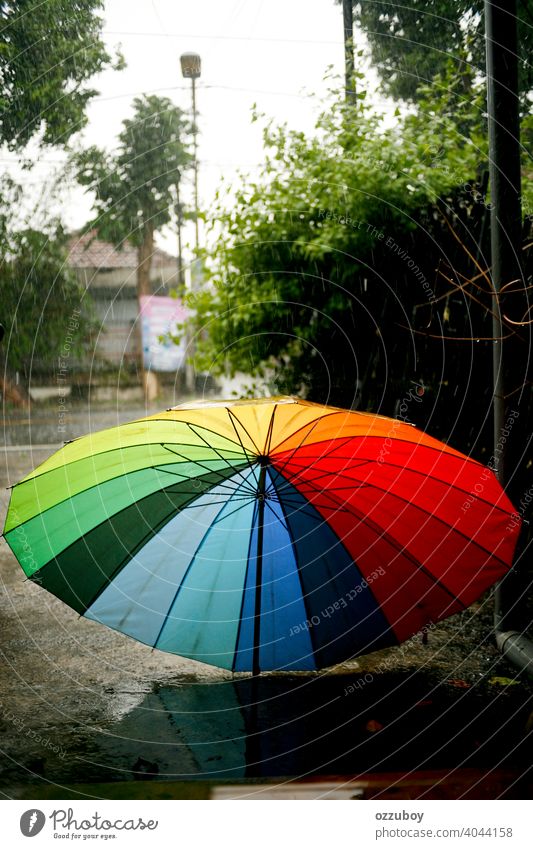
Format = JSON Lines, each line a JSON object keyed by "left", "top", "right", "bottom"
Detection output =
{"left": 252, "top": 464, "right": 267, "bottom": 677}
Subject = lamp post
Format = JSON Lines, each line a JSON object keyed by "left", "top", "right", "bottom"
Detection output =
{"left": 180, "top": 52, "right": 201, "bottom": 252}
{"left": 180, "top": 52, "right": 201, "bottom": 394}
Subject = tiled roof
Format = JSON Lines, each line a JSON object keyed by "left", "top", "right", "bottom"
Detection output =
{"left": 67, "top": 230, "right": 176, "bottom": 270}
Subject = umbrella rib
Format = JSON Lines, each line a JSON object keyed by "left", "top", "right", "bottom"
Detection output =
{"left": 6, "top": 461, "right": 250, "bottom": 536}
{"left": 272, "top": 438, "right": 511, "bottom": 516}
{"left": 225, "top": 410, "right": 261, "bottom": 487}
{"left": 155, "top": 451, "right": 253, "bottom": 494}
{"left": 275, "top": 460, "right": 511, "bottom": 570}
{"left": 174, "top": 496, "right": 249, "bottom": 509}
{"left": 278, "top": 464, "right": 373, "bottom": 480}
{"left": 263, "top": 497, "right": 289, "bottom": 533}
{"left": 60, "top": 482, "right": 224, "bottom": 614}
{"left": 270, "top": 470, "right": 401, "bottom": 662}
{"left": 272, "top": 431, "right": 463, "bottom": 464}
{"left": 28, "top": 466, "right": 242, "bottom": 599}
{"left": 211, "top": 497, "right": 256, "bottom": 524}
{"left": 161, "top": 448, "right": 255, "bottom": 495}
{"left": 284, "top": 473, "right": 464, "bottom": 607}
{"left": 11, "top": 439, "right": 248, "bottom": 490}
{"left": 268, "top": 410, "right": 343, "bottom": 455}
{"left": 271, "top": 465, "right": 359, "bottom": 514}
{"left": 185, "top": 423, "right": 258, "bottom": 494}
{"left": 273, "top": 435, "right": 357, "bottom": 479}
{"left": 278, "top": 496, "right": 355, "bottom": 519}
{"left": 283, "top": 481, "right": 370, "bottom": 494}
{"left": 270, "top": 413, "right": 335, "bottom": 479}
{"left": 226, "top": 407, "right": 262, "bottom": 456}
{"left": 263, "top": 404, "right": 277, "bottom": 456}
{"left": 8, "top": 458, "right": 247, "bottom": 533}
{"left": 273, "top": 459, "right": 374, "bottom": 491}
{"left": 272, "top": 466, "right": 372, "bottom": 496}
{"left": 135, "top": 417, "right": 246, "bottom": 452}
{"left": 275, "top": 433, "right": 488, "bottom": 476}
{"left": 274, "top": 468, "right": 377, "bottom": 499}
{"left": 152, "top": 493, "right": 239, "bottom": 652}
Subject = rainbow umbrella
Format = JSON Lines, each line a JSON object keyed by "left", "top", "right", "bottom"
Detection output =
{"left": 4, "top": 397, "right": 520, "bottom": 673}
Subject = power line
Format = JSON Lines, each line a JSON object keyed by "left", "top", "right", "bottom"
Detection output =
{"left": 92, "top": 82, "right": 323, "bottom": 103}
{"left": 103, "top": 29, "right": 344, "bottom": 46}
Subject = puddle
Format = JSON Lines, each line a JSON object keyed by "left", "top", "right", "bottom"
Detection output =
{"left": 1, "top": 671, "right": 531, "bottom": 792}
{"left": 74, "top": 673, "right": 533, "bottom": 783}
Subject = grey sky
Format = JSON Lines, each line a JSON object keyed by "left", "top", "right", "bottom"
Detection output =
{"left": 7, "top": 1, "right": 383, "bottom": 256}
{"left": 76, "top": 0, "right": 348, "bottom": 253}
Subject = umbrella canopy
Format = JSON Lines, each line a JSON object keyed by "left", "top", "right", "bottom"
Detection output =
{"left": 4, "top": 397, "right": 520, "bottom": 672}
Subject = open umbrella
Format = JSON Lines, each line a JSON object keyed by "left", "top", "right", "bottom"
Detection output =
{"left": 4, "top": 397, "right": 520, "bottom": 672}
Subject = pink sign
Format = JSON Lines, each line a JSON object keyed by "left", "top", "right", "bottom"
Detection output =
{"left": 140, "top": 295, "right": 189, "bottom": 372}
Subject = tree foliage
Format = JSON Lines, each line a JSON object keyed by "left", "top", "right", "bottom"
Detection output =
{"left": 0, "top": 0, "right": 121, "bottom": 150}
{"left": 0, "top": 192, "right": 94, "bottom": 382}
{"left": 345, "top": 1, "right": 533, "bottom": 102}
{"left": 76, "top": 95, "right": 191, "bottom": 295}
{"left": 187, "top": 67, "right": 533, "bottom": 474}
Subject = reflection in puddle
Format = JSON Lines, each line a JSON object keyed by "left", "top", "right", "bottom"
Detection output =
{"left": 92, "top": 673, "right": 532, "bottom": 782}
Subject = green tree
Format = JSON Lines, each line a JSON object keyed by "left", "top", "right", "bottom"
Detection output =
{"left": 0, "top": 0, "right": 120, "bottom": 406}
{"left": 76, "top": 95, "right": 191, "bottom": 297}
{"left": 343, "top": 1, "right": 533, "bottom": 102}
{"left": 0, "top": 200, "right": 95, "bottom": 405}
{"left": 75, "top": 95, "right": 192, "bottom": 396}
{"left": 186, "top": 68, "right": 533, "bottom": 468}
{"left": 0, "top": 0, "right": 121, "bottom": 150}
{"left": 188, "top": 71, "right": 482, "bottom": 396}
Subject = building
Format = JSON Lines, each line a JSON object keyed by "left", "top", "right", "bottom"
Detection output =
{"left": 67, "top": 230, "right": 178, "bottom": 368}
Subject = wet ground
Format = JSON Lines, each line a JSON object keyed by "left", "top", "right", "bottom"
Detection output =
{"left": 1, "top": 401, "right": 532, "bottom": 799}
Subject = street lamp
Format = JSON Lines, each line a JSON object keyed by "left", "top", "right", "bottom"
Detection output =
{"left": 180, "top": 52, "right": 201, "bottom": 252}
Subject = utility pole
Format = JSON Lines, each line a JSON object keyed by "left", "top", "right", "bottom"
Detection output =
{"left": 486, "top": 0, "right": 522, "bottom": 488}
{"left": 175, "top": 174, "right": 185, "bottom": 289}
{"left": 342, "top": 0, "right": 356, "bottom": 104}
{"left": 180, "top": 52, "right": 201, "bottom": 253}
{"left": 191, "top": 75, "right": 200, "bottom": 252}
{"left": 486, "top": 0, "right": 533, "bottom": 674}
{"left": 180, "top": 52, "right": 202, "bottom": 394}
